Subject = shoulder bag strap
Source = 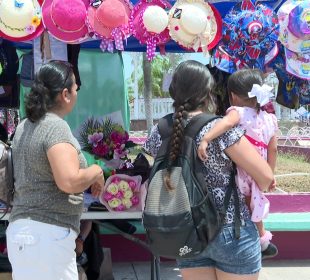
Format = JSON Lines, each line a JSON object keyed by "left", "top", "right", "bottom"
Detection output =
{"left": 157, "top": 113, "right": 173, "bottom": 140}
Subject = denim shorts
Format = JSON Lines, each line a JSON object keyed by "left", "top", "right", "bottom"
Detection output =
{"left": 177, "top": 220, "right": 261, "bottom": 275}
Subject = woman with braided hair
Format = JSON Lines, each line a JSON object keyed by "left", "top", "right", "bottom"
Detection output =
{"left": 143, "top": 60, "right": 274, "bottom": 280}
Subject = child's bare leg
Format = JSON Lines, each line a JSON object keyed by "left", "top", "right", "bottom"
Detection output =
{"left": 245, "top": 196, "right": 272, "bottom": 251}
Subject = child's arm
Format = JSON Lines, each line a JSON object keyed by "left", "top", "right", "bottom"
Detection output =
{"left": 267, "top": 135, "right": 278, "bottom": 191}
{"left": 198, "top": 109, "right": 240, "bottom": 161}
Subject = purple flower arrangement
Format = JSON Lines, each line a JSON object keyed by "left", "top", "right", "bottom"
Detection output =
{"left": 78, "top": 117, "right": 135, "bottom": 168}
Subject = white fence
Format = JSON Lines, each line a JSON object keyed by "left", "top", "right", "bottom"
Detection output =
{"left": 130, "top": 98, "right": 309, "bottom": 125}
{"left": 278, "top": 126, "right": 310, "bottom": 147}
{"left": 130, "top": 98, "right": 174, "bottom": 120}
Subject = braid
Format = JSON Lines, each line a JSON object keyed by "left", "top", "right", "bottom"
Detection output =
{"left": 164, "top": 104, "right": 188, "bottom": 190}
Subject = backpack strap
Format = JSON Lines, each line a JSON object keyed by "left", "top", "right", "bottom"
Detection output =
{"left": 185, "top": 113, "right": 219, "bottom": 139}
{"left": 220, "top": 164, "right": 241, "bottom": 239}
{"left": 157, "top": 113, "right": 173, "bottom": 140}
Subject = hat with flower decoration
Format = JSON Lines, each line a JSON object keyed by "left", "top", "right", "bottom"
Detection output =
{"left": 167, "top": 0, "right": 222, "bottom": 56}
{"left": 277, "top": 0, "right": 310, "bottom": 54}
{"left": 214, "top": 0, "right": 279, "bottom": 72}
{"left": 87, "top": 0, "right": 133, "bottom": 52}
{"left": 0, "top": 0, "right": 44, "bottom": 42}
{"left": 130, "top": 0, "right": 171, "bottom": 61}
{"left": 42, "top": 0, "right": 90, "bottom": 44}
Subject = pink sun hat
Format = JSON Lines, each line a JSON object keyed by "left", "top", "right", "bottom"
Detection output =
{"left": 87, "top": 0, "right": 133, "bottom": 52}
{"left": 130, "top": 0, "right": 171, "bottom": 61}
{"left": 0, "top": 0, "right": 44, "bottom": 42}
{"left": 42, "top": 0, "right": 90, "bottom": 44}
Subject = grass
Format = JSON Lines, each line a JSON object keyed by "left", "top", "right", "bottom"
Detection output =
{"left": 275, "top": 152, "right": 310, "bottom": 193}
{"left": 129, "top": 147, "right": 310, "bottom": 193}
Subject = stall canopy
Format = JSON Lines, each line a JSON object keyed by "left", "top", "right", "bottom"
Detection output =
{"left": 14, "top": 0, "right": 287, "bottom": 52}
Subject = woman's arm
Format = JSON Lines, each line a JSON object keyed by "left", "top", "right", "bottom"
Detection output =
{"left": 198, "top": 110, "right": 240, "bottom": 160}
{"left": 225, "top": 136, "right": 274, "bottom": 191}
{"left": 47, "top": 143, "right": 104, "bottom": 194}
{"left": 267, "top": 135, "right": 277, "bottom": 172}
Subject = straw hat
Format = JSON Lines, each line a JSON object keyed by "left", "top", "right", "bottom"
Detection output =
{"left": 42, "top": 0, "right": 89, "bottom": 43}
{"left": 168, "top": 0, "right": 222, "bottom": 53}
{"left": 0, "top": 0, "right": 44, "bottom": 42}
{"left": 87, "top": 0, "right": 132, "bottom": 51}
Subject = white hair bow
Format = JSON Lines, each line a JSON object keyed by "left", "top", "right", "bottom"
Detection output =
{"left": 248, "top": 84, "right": 274, "bottom": 106}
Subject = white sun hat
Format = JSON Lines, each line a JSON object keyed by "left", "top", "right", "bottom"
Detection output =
{"left": 168, "top": 0, "right": 222, "bottom": 54}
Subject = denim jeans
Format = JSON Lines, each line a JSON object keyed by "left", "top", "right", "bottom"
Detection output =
{"left": 177, "top": 220, "right": 261, "bottom": 275}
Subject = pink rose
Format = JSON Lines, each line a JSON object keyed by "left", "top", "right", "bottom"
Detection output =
{"left": 128, "top": 181, "right": 136, "bottom": 191}
{"left": 115, "top": 191, "right": 124, "bottom": 199}
{"left": 103, "top": 192, "right": 114, "bottom": 201}
{"left": 131, "top": 195, "right": 139, "bottom": 206}
{"left": 115, "top": 204, "right": 126, "bottom": 211}
{"left": 111, "top": 177, "right": 121, "bottom": 184}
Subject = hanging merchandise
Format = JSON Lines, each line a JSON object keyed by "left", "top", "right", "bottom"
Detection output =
{"left": 277, "top": 0, "right": 310, "bottom": 80}
{"left": 0, "top": 109, "right": 19, "bottom": 137}
{"left": 214, "top": 0, "right": 279, "bottom": 73}
{"left": 130, "top": 0, "right": 171, "bottom": 61}
{"left": 0, "top": 0, "right": 44, "bottom": 42}
{"left": 213, "top": 43, "right": 279, "bottom": 74}
{"left": 0, "top": 40, "right": 20, "bottom": 109}
{"left": 267, "top": 45, "right": 310, "bottom": 108}
{"left": 86, "top": 0, "right": 133, "bottom": 52}
{"left": 20, "top": 52, "right": 35, "bottom": 88}
{"left": 42, "top": 0, "right": 90, "bottom": 44}
{"left": 67, "top": 44, "right": 82, "bottom": 90}
{"left": 167, "top": 0, "right": 222, "bottom": 56}
{"left": 33, "top": 32, "right": 68, "bottom": 73}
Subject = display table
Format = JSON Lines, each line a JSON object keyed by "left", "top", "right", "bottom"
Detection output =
{"left": 0, "top": 211, "right": 160, "bottom": 280}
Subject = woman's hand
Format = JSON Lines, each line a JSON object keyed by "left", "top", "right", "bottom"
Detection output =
{"left": 268, "top": 178, "right": 276, "bottom": 192}
{"left": 90, "top": 174, "right": 105, "bottom": 198}
{"left": 198, "top": 139, "right": 209, "bottom": 161}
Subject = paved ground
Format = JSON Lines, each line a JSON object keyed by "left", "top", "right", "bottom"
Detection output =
{"left": 112, "top": 260, "right": 310, "bottom": 280}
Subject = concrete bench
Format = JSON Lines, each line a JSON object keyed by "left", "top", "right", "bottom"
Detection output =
{"left": 99, "top": 212, "right": 310, "bottom": 235}
{"left": 264, "top": 212, "right": 310, "bottom": 232}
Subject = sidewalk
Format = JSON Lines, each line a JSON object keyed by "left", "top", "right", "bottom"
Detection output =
{"left": 112, "top": 260, "right": 310, "bottom": 280}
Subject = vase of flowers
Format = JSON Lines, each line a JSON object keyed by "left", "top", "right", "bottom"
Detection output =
{"left": 99, "top": 174, "right": 146, "bottom": 212}
{"left": 78, "top": 117, "right": 135, "bottom": 169}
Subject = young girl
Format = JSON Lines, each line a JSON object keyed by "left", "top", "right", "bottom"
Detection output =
{"left": 198, "top": 69, "right": 278, "bottom": 259}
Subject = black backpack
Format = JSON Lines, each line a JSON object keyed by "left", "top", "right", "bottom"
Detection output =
{"left": 143, "top": 113, "right": 240, "bottom": 259}
{"left": 0, "top": 140, "right": 14, "bottom": 219}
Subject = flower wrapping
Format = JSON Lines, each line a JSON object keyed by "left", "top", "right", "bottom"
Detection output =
{"left": 99, "top": 174, "right": 146, "bottom": 212}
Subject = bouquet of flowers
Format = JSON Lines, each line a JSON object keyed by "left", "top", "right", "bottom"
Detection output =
{"left": 99, "top": 174, "right": 146, "bottom": 212}
{"left": 78, "top": 117, "right": 135, "bottom": 168}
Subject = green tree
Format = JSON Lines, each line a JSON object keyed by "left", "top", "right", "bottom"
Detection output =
{"left": 136, "top": 53, "right": 185, "bottom": 98}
